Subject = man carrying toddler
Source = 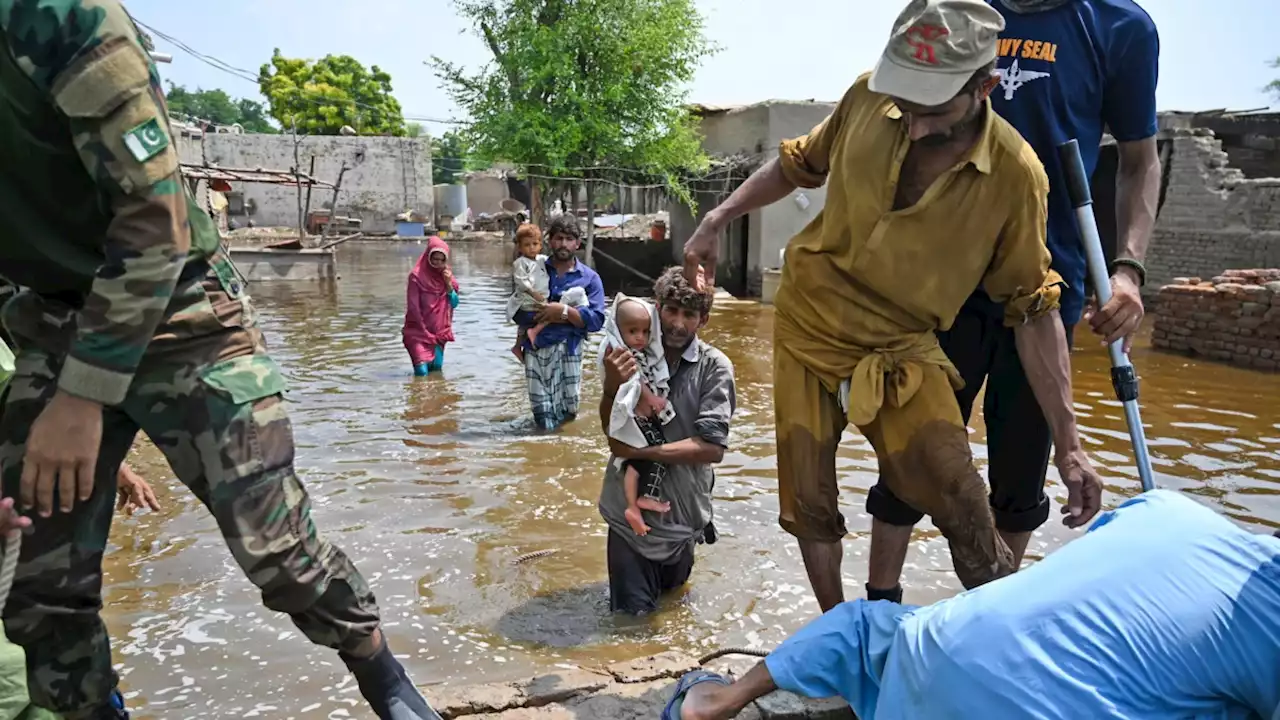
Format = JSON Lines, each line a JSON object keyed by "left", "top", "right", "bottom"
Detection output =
{"left": 597, "top": 267, "right": 736, "bottom": 615}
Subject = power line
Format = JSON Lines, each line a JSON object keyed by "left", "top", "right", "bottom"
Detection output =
{"left": 135, "top": 19, "right": 464, "bottom": 126}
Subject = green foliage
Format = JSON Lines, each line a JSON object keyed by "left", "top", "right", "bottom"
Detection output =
{"left": 258, "top": 49, "right": 407, "bottom": 136}
{"left": 431, "top": 130, "right": 472, "bottom": 185}
{"left": 1269, "top": 57, "right": 1280, "bottom": 100}
{"left": 406, "top": 122, "right": 425, "bottom": 137}
{"left": 164, "top": 84, "right": 278, "bottom": 133}
{"left": 432, "top": 0, "right": 716, "bottom": 211}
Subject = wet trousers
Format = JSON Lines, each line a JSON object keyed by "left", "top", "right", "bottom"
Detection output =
{"left": 0, "top": 258, "right": 381, "bottom": 718}
{"left": 773, "top": 344, "right": 1014, "bottom": 589}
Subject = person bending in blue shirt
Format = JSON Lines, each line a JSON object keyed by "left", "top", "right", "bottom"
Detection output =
{"left": 865, "top": 0, "right": 1164, "bottom": 602}
{"left": 664, "top": 490, "right": 1280, "bottom": 720}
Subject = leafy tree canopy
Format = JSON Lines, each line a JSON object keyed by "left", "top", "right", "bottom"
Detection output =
{"left": 1268, "top": 57, "right": 1280, "bottom": 100}
{"left": 432, "top": 130, "right": 473, "bottom": 185}
{"left": 259, "top": 49, "right": 407, "bottom": 136}
{"left": 432, "top": 0, "right": 716, "bottom": 253}
{"left": 164, "top": 84, "right": 277, "bottom": 133}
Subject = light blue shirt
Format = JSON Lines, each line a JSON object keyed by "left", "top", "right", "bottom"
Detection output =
{"left": 766, "top": 490, "right": 1280, "bottom": 719}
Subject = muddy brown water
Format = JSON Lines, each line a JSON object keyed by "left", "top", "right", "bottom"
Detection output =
{"left": 103, "top": 241, "right": 1279, "bottom": 718}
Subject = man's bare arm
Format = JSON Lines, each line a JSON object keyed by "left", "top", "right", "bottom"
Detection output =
{"left": 612, "top": 437, "right": 725, "bottom": 466}
{"left": 698, "top": 159, "right": 797, "bottom": 236}
{"left": 1013, "top": 310, "right": 1079, "bottom": 456}
{"left": 1115, "top": 137, "right": 1160, "bottom": 266}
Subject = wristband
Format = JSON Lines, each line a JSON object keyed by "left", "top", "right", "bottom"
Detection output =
{"left": 1111, "top": 257, "right": 1146, "bottom": 287}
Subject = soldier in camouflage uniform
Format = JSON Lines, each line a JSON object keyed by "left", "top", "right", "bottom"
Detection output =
{"left": 0, "top": 2, "right": 443, "bottom": 719}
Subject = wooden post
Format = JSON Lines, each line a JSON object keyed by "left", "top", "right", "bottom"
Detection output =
{"left": 303, "top": 155, "right": 317, "bottom": 229}
{"left": 292, "top": 121, "right": 304, "bottom": 243}
{"left": 584, "top": 178, "right": 596, "bottom": 267}
{"left": 321, "top": 163, "right": 349, "bottom": 241}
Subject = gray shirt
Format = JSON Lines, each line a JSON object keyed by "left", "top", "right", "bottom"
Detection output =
{"left": 598, "top": 338, "right": 736, "bottom": 563}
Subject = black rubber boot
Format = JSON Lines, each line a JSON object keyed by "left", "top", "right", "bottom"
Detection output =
{"left": 342, "top": 643, "right": 443, "bottom": 720}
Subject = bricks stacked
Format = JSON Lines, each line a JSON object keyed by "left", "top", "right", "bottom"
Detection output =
{"left": 1151, "top": 268, "right": 1280, "bottom": 371}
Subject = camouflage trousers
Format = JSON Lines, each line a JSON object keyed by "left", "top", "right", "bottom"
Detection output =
{"left": 0, "top": 256, "right": 381, "bottom": 718}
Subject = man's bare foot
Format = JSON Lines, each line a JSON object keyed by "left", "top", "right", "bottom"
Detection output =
{"left": 624, "top": 506, "right": 649, "bottom": 536}
{"left": 637, "top": 496, "right": 670, "bottom": 513}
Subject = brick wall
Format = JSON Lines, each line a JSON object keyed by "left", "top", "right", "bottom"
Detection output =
{"left": 1146, "top": 130, "right": 1280, "bottom": 291}
{"left": 1151, "top": 269, "right": 1280, "bottom": 371}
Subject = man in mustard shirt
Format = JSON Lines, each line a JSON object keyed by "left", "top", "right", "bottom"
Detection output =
{"left": 683, "top": 0, "right": 1102, "bottom": 612}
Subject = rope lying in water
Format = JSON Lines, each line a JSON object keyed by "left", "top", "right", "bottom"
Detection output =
{"left": 513, "top": 549, "right": 559, "bottom": 565}
{"left": 698, "top": 647, "right": 770, "bottom": 665}
{"left": 0, "top": 530, "right": 21, "bottom": 615}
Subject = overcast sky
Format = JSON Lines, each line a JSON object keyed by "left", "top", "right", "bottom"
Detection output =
{"left": 130, "top": 0, "right": 1276, "bottom": 133}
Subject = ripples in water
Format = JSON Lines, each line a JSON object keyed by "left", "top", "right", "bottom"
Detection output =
{"left": 105, "top": 241, "right": 1280, "bottom": 718}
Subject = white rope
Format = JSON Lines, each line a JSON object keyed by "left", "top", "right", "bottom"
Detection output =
{"left": 0, "top": 530, "right": 20, "bottom": 615}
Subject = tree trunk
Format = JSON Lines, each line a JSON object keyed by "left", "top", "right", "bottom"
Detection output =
{"left": 531, "top": 180, "right": 544, "bottom": 227}
{"left": 584, "top": 180, "right": 596, "bottom": 268}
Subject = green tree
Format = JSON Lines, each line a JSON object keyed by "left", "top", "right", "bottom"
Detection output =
{"left": 259, "top": 49, "right": 407, "bottom": 136}
{"left": 432, "top": 0, "right": 715, "bottom": 262}
{"left": 406, "top": 122, "right": 425, "bottom": 137}
{"left": 431, "top": 130, "right": 471, "bottom": 185}
{"left": 164, "top": 84, "right": 278, "bottom": 133}
{"left": 1269, "top": 57, "right": 1280, "bottom": 100}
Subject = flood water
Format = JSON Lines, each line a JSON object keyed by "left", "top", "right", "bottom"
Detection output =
{"left": 104, "top": 241, "right": 1280, "bottom": 719}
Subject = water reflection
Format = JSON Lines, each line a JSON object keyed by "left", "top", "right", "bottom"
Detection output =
{"left": 104, "top": 241, "right": 1280, "bottom": 718}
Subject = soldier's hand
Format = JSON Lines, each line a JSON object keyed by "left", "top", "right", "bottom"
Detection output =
{"left": 22, "top": 391, "right": 103, "bottom": 517}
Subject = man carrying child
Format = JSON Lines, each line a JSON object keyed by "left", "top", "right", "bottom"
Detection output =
{"left": 515, "top": 216, "right": 607, "bottom": 430}
{"left": 597, "top": 267, "right": 736, "bottom": 615}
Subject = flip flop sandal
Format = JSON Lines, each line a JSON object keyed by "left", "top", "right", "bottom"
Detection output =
{"left": 661, "top": 670, "right": 730, "bottom": 720}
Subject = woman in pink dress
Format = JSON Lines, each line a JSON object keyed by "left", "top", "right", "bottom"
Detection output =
{"left": 403, "top": 236, "right": 460, "bottom": 375}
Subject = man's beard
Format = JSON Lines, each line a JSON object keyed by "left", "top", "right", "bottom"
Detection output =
{"left": 916, "top": 98, "right": 983, "bottom": 147}
{"left": 661, "top": 325, "right": 691, "bottom": 350}
{"left": 553, "top": 248, "right": 574, "bottom": 260}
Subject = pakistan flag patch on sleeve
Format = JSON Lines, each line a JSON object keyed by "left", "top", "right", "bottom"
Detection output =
{"left": 123, "top": 118, "right": 170, "bottom": 162}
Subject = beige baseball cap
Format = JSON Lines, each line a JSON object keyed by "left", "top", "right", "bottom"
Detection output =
{"left": 868, "top": 0, "right": 1006, "bottom": 107}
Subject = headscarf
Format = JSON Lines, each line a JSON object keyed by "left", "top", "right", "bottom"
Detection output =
{"left": 404, "top": 236, "right": 459, "bottom": 344}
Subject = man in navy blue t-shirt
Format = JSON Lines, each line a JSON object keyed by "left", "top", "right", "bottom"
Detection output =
{"left": 865, "top": 0, "right": 1162, "bottom": 602}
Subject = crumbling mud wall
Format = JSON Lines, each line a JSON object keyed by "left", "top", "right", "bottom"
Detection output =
{"left": 1151, "top": 269, "right": 1280, "bottom": 372}
{"left": 1146, "top": 130, "right": 1280, "bottom": 290}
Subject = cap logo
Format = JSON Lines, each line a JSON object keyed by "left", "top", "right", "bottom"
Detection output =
{"left": 905, "top": 24, "right": 949, "bottom": 65}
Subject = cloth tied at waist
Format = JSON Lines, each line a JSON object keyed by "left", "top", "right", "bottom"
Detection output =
{"left": 837, "top": 334, "right": 964, "bottom": 427}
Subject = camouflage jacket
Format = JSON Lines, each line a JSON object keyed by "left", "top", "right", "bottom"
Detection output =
{"left": 0, "top": 0, "right": 221, "bottom": 406}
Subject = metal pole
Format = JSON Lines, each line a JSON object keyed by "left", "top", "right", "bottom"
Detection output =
{"left": 1057, "top": 139, "right": 1156, "bottom": 492}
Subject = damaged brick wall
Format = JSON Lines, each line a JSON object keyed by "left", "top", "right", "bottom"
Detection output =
{"left": 1146, "top": 129, "right": 1280, "bottom": 290}
{"left": 1151, "top": 269, "right": 1280, "bottom": 372}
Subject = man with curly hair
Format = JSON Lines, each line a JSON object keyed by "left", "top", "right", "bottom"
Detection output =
{"left": 598, "top": 267, "right": 736, "bottom": 614}
{"left": 520, "top": 215, "right": 607, "bottom": 430}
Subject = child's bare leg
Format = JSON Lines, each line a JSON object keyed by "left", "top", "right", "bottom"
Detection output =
{"left": 679, "top": 663, "right": 778, "bottom": 720}
{"left": 637, "top": 490, "right": 670, "bottom": 513}
{"left": 623, "top": 465, "right": 649, "bottom": 536}
{"left": 511, "top": 325, "right": 526, "bottom": 361}
{"left": 527, "top": 320, "right": 549, "bottom": 347}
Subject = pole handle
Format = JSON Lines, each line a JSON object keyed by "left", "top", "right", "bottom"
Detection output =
{"left": 1056, "top": 139, "right": 1093, "bottom": 209}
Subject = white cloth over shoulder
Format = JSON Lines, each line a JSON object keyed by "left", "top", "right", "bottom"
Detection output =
{"left": 596, "top": 293, "right": 670, "bottom": 448}
{"left": 505, "top": 254, "right": 550, "bottom": 320}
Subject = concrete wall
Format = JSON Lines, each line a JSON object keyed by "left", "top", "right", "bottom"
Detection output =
{"left": 672, "top": 100, "right": 836, "bottom": 296}
{"left": 1151, "top": 270, "right": 1280, "bottom": 371}
{"left": 178, "top": 133, "right": 433, "bottom": 234}
{"left": 1146, "top": 130, "right": 1280, "bottom": 290}
{"left": 466, "top": 173, "right": 511, "bottom": 216}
